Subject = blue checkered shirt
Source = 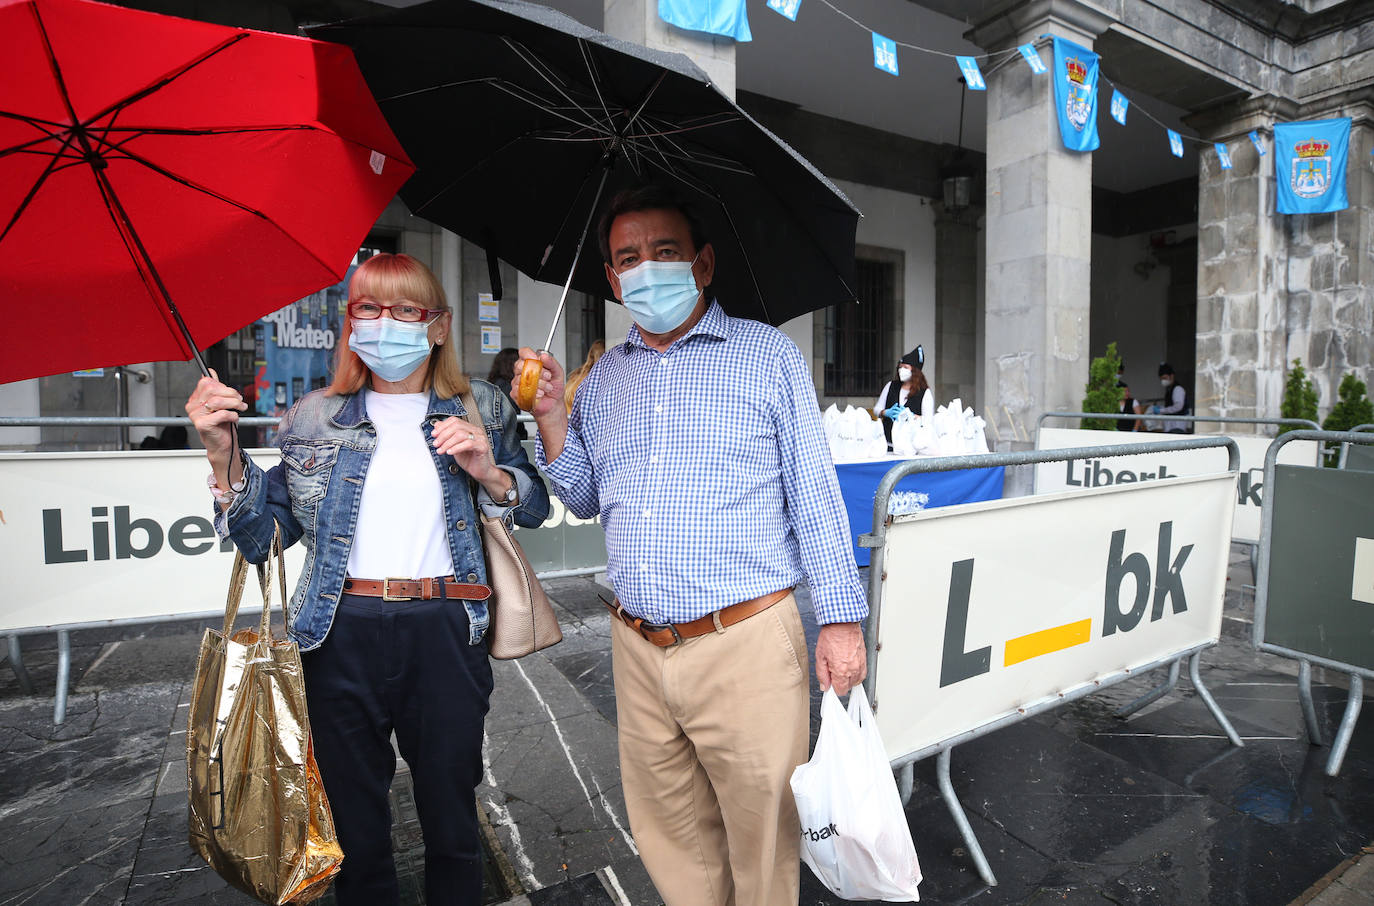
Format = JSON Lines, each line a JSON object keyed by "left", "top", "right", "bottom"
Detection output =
{"left": 537, "top": 301, "right": 868, "bottom": 626}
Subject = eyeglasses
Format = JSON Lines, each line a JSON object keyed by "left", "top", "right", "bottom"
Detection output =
{"left": 348, "top": 300, "right": 447, "bottom": 322}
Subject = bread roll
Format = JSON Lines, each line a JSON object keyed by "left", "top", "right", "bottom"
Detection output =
{"left": 513, "top": 357, "right": 542, "bottom": 411}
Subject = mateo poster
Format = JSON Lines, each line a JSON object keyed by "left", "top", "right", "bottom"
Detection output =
{"left": 1274, "top": 118, "right": 1350, "bottom": 214}
{"left": 1051, "top": 36, "right": 1100, "bottom": 152}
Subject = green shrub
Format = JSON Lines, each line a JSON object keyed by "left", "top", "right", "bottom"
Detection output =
{"left": 1278, "top": 358, "right": 1318, "bottom": 434}
{"left": 1081, "top": 342, "right": 1123, "bottom": 430}
{"left": 1322, "top": 372, "right": 1374, "bottom": 433}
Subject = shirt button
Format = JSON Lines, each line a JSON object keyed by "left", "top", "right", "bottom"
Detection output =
{"left": 640, "top": 563, "right": 648, "bottom": 571}
{"left": 448, "top": 463, "right": 460, "bottom": 474}
{"left": 650, "top": 455, "right": 659, "bottom": 464}
{"left": 642, "top": 509, "right": 651, "bottom": 518}
{"left": 455, "top": 519, "right": 467, "bottom": 531}
{"left": 467, "top": 572, "right": 479, "bottom": 583}
{"left": 654, "top": 404, "right": 663, "bottom": 413}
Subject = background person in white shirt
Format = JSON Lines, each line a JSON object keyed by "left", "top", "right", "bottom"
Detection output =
{"left": 873, "top": 344, "right": 929, "bottom": 448}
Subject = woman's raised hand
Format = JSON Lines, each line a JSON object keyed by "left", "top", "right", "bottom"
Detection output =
{"left": 185, "top": 370, "right": 247, "bottom": 468}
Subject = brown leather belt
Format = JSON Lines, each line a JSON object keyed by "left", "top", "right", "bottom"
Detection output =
{"left": 342, "top": 576, "right": 492, "bottom": 602}
{"left": 602, "top": 588, "right": 793, "bottom": 647}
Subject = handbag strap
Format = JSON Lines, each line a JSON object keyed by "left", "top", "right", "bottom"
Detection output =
{"left": 457, "top": 391, "right": 488, "bottom": 504}
{"left": 221, "top": 522, "right": 285, "bottom": 640}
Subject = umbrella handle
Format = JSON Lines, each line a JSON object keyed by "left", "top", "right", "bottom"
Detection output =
{"left": 542, "top": 164, "right": 613, "bottom": 355}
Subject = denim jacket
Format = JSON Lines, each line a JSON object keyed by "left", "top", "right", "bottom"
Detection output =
{"left": 217, "top": 380, "right": 550, "bottom": 651}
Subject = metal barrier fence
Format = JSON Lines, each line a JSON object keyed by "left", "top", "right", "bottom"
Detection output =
{"left": 859, "top": 436, "right": 1242, "bottom": 887}
{"left": 1341, "top": 423, "right": 1374, "bottom": 470}
{"left": 0, "top": 414, "right": 592, "bottom": 725}
{"left": 1254, "top": 430, "right": 1374, "bottom": 777}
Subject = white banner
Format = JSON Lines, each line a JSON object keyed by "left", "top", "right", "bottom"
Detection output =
{"left": 1034, "top": 428, "right": 1319, "bottom": 543}
{"left": 872, "top": 472, "right": 1236, "bottom": 761}
{"left": 0, "top": 450, "right": 302, "bottom": 633}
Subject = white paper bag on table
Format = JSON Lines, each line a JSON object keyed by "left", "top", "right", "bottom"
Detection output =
{"left": 790, "top": 688, "right": 922, "bottom": 901}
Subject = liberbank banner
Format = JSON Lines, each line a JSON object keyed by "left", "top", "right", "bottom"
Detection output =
{"left": 0, "top": 450, "right": 606, "bottom": 634}
{"left": 1035, "top": 428, "right": 1319, "bottom": 543}
{"left": 871, "top": 473, "right": 1236, "bottom": 761}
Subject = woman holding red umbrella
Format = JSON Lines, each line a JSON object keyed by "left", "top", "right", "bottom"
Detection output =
{"left": 187, "top": 253, "right": 550, "bottom": 905}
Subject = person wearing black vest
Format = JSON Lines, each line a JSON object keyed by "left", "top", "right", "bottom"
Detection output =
{"left": 872, "top": 345, "right": 929, "bottom": 448}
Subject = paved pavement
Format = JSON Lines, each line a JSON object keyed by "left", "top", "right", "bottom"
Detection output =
{"left": 1, "top": 545, "right": 1371, "bottom": 905}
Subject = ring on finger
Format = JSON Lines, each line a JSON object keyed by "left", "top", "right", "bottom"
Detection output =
{"left": 203, "top": 401, "right": 212, "bottom": 413}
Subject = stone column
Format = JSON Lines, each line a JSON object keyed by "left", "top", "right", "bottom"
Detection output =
{"left": 933, "top": 204, "right": 982, "bottom": 408}
{"left": 1195, "top": 103, "right": 1374, "bottom": 427}
{"left": 972, "top": 4, "right": 1109, "bottom": 446}
{"left": 603, "top": 0, "right": 736, "bottom": 99}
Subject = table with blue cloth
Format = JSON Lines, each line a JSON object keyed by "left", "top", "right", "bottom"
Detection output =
{"left": 833, "top": 457, "right": 1005, "bottom": 566}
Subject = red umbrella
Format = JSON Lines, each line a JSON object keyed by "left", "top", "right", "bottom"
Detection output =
{"left": 0, "top": 0, "right": 414, "bottom": 382}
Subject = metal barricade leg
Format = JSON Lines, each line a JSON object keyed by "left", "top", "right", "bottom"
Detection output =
{"left": 1325, "top": 674, "right": 1364, "bottom": 778}
{"left": 936, "top": 748, "right": 997, "bottom": 887}
{"left": 896, "top": 762, "right": 914, "bottom": 805}
{"left": 1115, "top": 658, "right": 1181, "bottom": 718}
{"left": 6, "top": 635, "right": 36, "bottom": 695}
{"left": 1188, "top": 653, "right": 1243, "bottom": 748}
{"left": 54, "top": 630, "right": 71, "bottom": 725}
{"left": 1298, "top": 659, "right": 1323, "bottom": 746}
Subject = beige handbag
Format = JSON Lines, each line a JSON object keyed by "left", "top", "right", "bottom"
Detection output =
{"left": 460, "top": 391, "right": 563, "bottom": 659}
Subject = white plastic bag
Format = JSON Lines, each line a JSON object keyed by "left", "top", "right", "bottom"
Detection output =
{"left": 790, "top": 688, "right": 922, "bottom": 901}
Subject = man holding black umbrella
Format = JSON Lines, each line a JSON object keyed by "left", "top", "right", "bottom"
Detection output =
{"left": 519, "top": 186, "right": 867, "bottom": 906}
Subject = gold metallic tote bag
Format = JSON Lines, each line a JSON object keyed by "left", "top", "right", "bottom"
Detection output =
{"left": 460, "top": 391, "right": 563, "bottom": 659}
{"left": 187, "top": 526, "right": 343, "bottom": 903}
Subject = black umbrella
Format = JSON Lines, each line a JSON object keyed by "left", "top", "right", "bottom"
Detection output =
{"left": 308, "top": 0, "right": 859, "bottom": 344}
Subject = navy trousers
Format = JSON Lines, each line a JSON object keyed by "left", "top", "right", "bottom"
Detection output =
{"left": 302, "top": 592, "right": 493, "bottom": 906}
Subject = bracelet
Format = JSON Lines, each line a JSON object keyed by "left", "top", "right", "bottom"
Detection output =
{"left": 207, "top": 472, "right": 238, "bottom": 507}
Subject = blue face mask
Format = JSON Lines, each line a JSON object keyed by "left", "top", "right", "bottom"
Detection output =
{"left": 617, "top": 256, "right": 702, "bottom": 335}
{"left": 348, "top": 318, "right": 435, "bottom": 383}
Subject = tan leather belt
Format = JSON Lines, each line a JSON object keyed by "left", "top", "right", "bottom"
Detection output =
{"left": 602, "top": 588, "right": 793, "bottom": 647}
{"left": 342, "top": 576, "right": 492, "bottom": 602}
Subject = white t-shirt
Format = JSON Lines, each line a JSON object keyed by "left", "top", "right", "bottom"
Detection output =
{"left": 347, "top": 391, "right": 455, "bottom": 579}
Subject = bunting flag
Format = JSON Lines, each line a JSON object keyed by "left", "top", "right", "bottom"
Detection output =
{"left": 1274, "top": 118, "right": 1350, "bottom": 214}
{"left": 1051, "top": 37, "right": 1100, "bottom": 152}
{"left": 1216, "top": 143, "right": 1233, "bottom": 169}
{"left": 1249, "top": 130, "right": 1266, "bottom": 156}
{"left": 1019, "top": 44, "right": 1046, "bottom": 74}
{"left": 658, "top": 0, "right": 751, "bottom": 41}
{"left": 957, "top": 56, "right": 986, "bottom": 90}
{"left": 872, "top": 32, "right": 898, "bottom": 75}
{"left": 1110, "top": 89, "right": 1128, "bottom": 125}
{"left": 1168, "top": 129, "right": 1184, "bottom": 158}
{"left": 766, "top": 0, "right": 800, "bottom": 21}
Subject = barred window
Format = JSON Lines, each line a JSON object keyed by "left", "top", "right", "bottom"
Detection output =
{"left": 821, "top": 251, "right": 901, "bottom": 398}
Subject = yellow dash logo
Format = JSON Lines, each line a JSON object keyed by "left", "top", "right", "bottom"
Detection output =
{"left": 1004, "top": 619, "right": 1092, "bottom": 667}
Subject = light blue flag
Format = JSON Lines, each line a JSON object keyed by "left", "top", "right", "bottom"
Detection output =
{"left": 1168, "top": 130, "right": 1184, "bottom": 158}
{"left": 1051, "top": 36, "right": 1099, "bottom": 152}
{"left": 766, "top": 0, "right": 800, "bottom": 21}
{"left": 1216, "top": 143, "right": 1233, "bottom": 170}
{"left": 1019, "top": 44, "right": 1046, "bottom": 74}
{"left": 1274, "top": 118, "right": 1350, "bottom": 214}
{"left": 1249, "top": 130, "right": 1266, "bottom": 156}
{"left": 1110, "top": 89, "right": 1128, "bottom": 125}
{"left": 872, "top": 33, "right": 898, "bottom": 76}
{"left": 658, "top": 0, "right": 751, "bottom": 41}
{"left": 957, "top": 56, "right": 986, "bottom": 90}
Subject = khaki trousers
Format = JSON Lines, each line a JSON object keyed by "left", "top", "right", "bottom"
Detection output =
{"left": 611, "top": 594, "right": 810, "bottom": 906}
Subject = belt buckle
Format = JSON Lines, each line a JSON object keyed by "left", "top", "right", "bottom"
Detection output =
{"left": 641, "top": 619, "right": 682, "bottom": 645}
{"left": 381, "top": 577, "right": 410, "bottom": 602}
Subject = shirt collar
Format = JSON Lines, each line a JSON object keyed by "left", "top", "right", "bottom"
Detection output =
{"left": 625, "top": 299, "right": 731, "bottom": 352}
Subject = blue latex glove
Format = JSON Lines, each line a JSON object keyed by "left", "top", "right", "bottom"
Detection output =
{"left": 884, "top": 404, "right": 905, "bottom": 421}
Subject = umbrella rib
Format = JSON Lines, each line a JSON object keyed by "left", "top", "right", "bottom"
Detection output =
{"left": 406, "top": 133, "right": 532, "bottom": 217}
{"left": 83, "top": 33, "right": 253, "bottom": 127}
{"left": 486, "top": 81, "right": 609, "bottom": 136}
{"left": 640, "top": 128, "right": 756, "bottom": 178}
{"left": 382, "top": 76, "right": 502, "bottom": 102}
{"left": 0, "top": 132, "right": 78, "bottom": 247}
{"left": 578, "top": 41, "right": 615, "bottom": 136}
{"left": 500, "top": 38, "right": 618, "bottom": 138}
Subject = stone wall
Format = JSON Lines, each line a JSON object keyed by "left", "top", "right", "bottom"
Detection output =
{"left": 1197, "top": 120, "right": 1373, "bottom": 429}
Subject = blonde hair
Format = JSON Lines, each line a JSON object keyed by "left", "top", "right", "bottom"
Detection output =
{"left": 328, "top": 253, "right": 470, "bottom": 398}
{"left": 564, "top": 339, "right": 605, "bottom": 413}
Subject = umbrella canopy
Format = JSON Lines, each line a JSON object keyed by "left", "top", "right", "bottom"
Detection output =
{"left": 0, "top": 0, "right": 414, "bottom": 383}
{"left": 309, "top": 0, "right": 859, "bottom": 328}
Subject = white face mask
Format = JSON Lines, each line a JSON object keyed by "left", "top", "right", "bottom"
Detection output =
{"left": 1161, "top": 378, "right": 1172, "bottom": 388}
{"left": 898, "top": 366, "right": 913, "bottom": 382}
